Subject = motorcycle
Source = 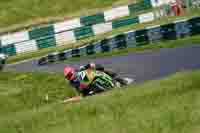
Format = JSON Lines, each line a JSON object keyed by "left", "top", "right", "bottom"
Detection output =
{"left": 78, "top": 68, "right": 134, "bottom": 95}
{"left": 60, "top": 68, "right": 134, "bottom": 103}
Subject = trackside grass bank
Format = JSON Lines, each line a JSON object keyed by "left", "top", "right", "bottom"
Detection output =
{"left": 0, "top": 72, "right": 75, "bottom": 114}
{"left": 0, "top": 70, "right": 200, "bottom": 133}
{"left": 0, "top": 0, "right": 136, "bottom": 33}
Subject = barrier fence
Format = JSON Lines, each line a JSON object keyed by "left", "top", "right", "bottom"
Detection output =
{"left": 0, "top": 10, "right": 166, "bottom": 56}
{"left": 0, "top": 0, "right": 177, "bottom": 56}
{"left": 37, "top": 16, "right": 200, "bottom": 65}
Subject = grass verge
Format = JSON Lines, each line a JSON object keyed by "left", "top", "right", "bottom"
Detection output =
{"left": 0, "top": 70, "right": 200, "bottom": 133}
{"left": 0, "top": 0, "right": 138, "bottom": 33}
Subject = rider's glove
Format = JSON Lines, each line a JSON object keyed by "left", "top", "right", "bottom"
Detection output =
{"left": 79, "top": 65, "right": 84, "bottom": 70}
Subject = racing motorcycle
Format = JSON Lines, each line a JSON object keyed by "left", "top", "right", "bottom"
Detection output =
{"left": 78, "top": 68, "right": 134, "bottom": 95}
{"left": 60, "top": 68, "right": 134, "bottom": 103}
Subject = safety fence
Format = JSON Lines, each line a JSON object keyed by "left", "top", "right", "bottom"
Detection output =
{"left": 0, "top": 0, "right": 176, "bottom": 56}
{"left": 0, "top": 10, "right": 167, "bottom": 56}
{"left": 37, "top": 16, "right": 200, "bottom": 65}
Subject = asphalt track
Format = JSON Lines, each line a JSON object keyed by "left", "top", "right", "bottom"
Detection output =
{"left": 5, "top": 45, "right": 200, "bottom": 83}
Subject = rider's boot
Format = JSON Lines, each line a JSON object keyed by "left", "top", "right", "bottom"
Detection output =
{"left": 114, "top": 77, "right": 129, "bottom": 86}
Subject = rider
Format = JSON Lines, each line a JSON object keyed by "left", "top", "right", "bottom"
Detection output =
{"left": 63, "top": 63, "right": 127, "bottom": 103}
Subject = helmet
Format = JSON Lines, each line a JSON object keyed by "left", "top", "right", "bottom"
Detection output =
{"left": 89, "top": 63, "right": 95, "bottom": 69}
{"left": 64, "top": 65, "right": 76, "bottom": 81}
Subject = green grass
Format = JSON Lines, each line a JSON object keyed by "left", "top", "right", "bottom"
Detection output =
{"left": 0, "top": 72, "right": 75, "bottom": 114}
{"left": 0, "top": 0, "right": 137, "bottom": 33}
{"left": 0, "top": 70, "right": 200, "bottom": 133}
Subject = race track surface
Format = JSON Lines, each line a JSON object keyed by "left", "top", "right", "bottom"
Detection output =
{"left": 5, "top": 45, "right": 200, "bottom": 83}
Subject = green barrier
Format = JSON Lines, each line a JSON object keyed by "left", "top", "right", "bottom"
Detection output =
{"left": 174, "top": 21, "right": 190, "bottom": 38}
{"left": 80, "top": 13, "right": 105, "bottom": 26}
{"left": 114, "top": 34, "right": 127, "bottom": 49}
{"left": 188, "top": 17, "right": 200, "bottom": 36}
{"left": 29, "top": 25, "right": 55, "bottom": 40}
{"left": 135, "top": 29, "right": 149, "bottom": 46}
{"left": 144, "top": 0, "right": 153, "bottom": 7}
{"left": 74, "top": 26, "right": 94, "bottom": 40}
{"left": 161, "top": 23, "right": 177, "bottom": 40}
{"left": 100, "top": 39, "right": 111, "bottom": 52}
{"left": 86, "top": 44, "right": 95, "bottom": 55}
{"left": 112, "top": 17, "right": 139, "bottom": 29}
{"left": 0, "top": 58, "right": 5, "bottom": 70}
{"left": 38, "top": 16, "right": 200, "bottom": 63}
{"left": 147, "top": 26, "right": 163, "bottom": 42}
{"left": 72, "top": 49, "right": 80, "bottom": 57}
{"left": 0, "top": 47, "right": 2, "bottom": 54}
{"left": 128, "top": 1, "right": 151, "bottom": 15}
{"left": 79, "top": 46, "right": 87, "bottom": 56}
{"left": 1, "top": 44, "right": 16, "bottom": 56}
{"left": 36, "top": 36, "right": 56, "bottom": 49}
{"left": 0, "top": 58, "right": 5, "bottom": 65}
{"left": 126, "top": 31, "right": 137, "bottom": 48}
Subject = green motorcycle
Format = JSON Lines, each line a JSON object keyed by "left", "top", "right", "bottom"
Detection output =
{"left": 78, "top": 68, "right": 131, "bottom": 95}
{"left": 62, "top": 68, "right": 134, "bottom": 103}
{"left": 89, "top": 70, "right": 115, "bottom": 94}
